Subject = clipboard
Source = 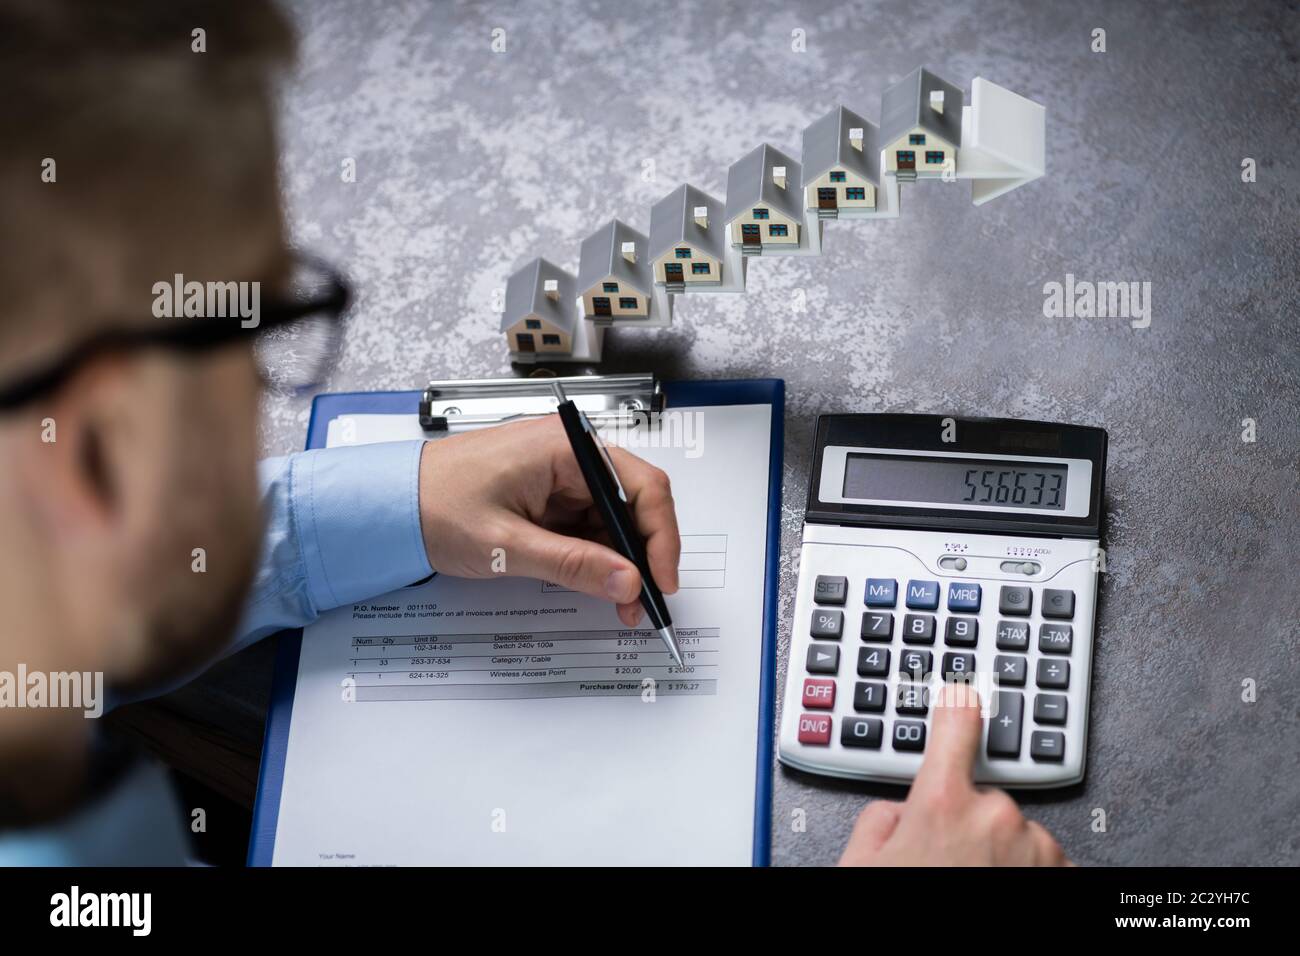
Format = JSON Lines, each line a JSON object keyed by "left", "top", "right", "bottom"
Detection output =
{"left": 248, "top": 376, "right": 784, "bottom": 866}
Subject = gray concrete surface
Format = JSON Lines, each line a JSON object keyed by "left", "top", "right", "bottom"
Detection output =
{"left": 199, "top": 0, "right": 1299, "bottom": 864}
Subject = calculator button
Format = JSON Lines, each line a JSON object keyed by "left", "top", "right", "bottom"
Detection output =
{"left": 896, "top": 683, "right": 930, "bottom": 716}
{"left": 944, "top": 617, "right": 978, "bottom": 647}
{"left": 986, "top": 691, "right": 1024, "bottom": 759}
{"left": 1038, "top": 623, "right": 1073, "bottom": 655}
{"left": 905, "top": 580, "right": 940, "bottom": 610}
{"left": 841, "top": 717, "right": 883, "bottom": 748}
{"left": 998, "top": 586, "right": 1033, "bottom": 616}
{"left": 860, "top": 611, "right": 894, "bottom": 642}
{"left": 1036, "top": 658, "right": 1070, "bottom": 689}
{"left": 801, "top": 678, "right": 836, "bottom": 710}
{"left": 806, "top": 643, "right": 840, "bottom": 674}
{"left": 810, "top": 609, "right": 844, "bottom": 639}
{"left": 902, "top": 614, "right": 936, "bottom": 645}
{"left": 892, "top": 720, "right": 926, "bottom": 752}
{"left": 853, "top": 681, "right": 887, "bottom": 713}
{"left": 995, "top": 620, "right": 1030, "bottom": 651}
{"left": 813, "top": 575, "right": 848, "bottom": 606}
{"left": 1030, "top": 730, "right": 1065, "bottom": 762}
{"left": 946, "top": 582, "right": 982, "bottom": 612}
{"left": 1042, "top": 589, "right": 1075, "bottom": 620}
{"left": 941, "top": 652, "right": 976, "bottom": 681}
{"left": 1034, "top": 693, "right": 1068, "bottom": 725}
{"left": 857, "top": 646, "right": 891, "bottom": 677}
{"left": 993, "top": 655, "right": 1027, "bottom": 687}
{"left": 898, "top": 649, "right": 933, "bottom": 681}
{"left": 864, "top": 578, "right": 897, "bottom": 608}
{"left": 797, "top": 713, "right": 833, "bottom": 745}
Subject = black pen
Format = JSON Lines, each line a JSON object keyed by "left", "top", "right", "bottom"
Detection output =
{"left": 550, "top": 382, "right": 683, "bottom": 667}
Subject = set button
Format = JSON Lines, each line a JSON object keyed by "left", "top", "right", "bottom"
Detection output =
{"left": 813, "top": 575, "right": 848, "bottom": 606}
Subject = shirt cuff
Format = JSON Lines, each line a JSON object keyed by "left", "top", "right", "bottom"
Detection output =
{"left": 292, "top": 439, "right": 433, "bottom": 613}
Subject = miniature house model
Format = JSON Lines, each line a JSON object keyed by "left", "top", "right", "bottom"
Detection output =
{"left": 801, "top": 105, "right": 881, "bottom": 218}
{"left": 577, "top": 219, "right": 654, "bottom": 321}
{"left": 500, "top": 257, "right": 577, "bottom": 355}
{"left": 648, "top": 184, "right": 727, "bottom": 292}
{"left": 879, "top": 66, "right": 963, "bottom": 180}
{"left": 724, "top": 143, "right": 803, "bottom": 254}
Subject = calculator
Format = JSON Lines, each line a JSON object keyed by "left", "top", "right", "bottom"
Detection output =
{"left": 777, "top": 414, "right": 1108, "bottom": 787}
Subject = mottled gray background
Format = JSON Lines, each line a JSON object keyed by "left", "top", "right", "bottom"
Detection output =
{"left": 194, "top": 0, "right": 1299, "bottom": 865}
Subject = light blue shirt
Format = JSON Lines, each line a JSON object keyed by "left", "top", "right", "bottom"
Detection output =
{"left": 0, "top": 441, "right": 432, "bottom": 865}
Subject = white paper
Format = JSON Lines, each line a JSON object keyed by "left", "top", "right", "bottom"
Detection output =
{"left": 269, "top": 403, "right": 772, "bottom": 865}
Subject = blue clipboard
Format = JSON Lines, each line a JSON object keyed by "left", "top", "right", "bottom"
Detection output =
{"left": 248, "top": 378, "right": 784, "bottom": 866}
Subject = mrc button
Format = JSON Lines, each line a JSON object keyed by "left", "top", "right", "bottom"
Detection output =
{"left": 797, "top": 713, "right": 832, "bottom": 745}
{"left": 947, "top": 582, "right": 981, "bottom": 612}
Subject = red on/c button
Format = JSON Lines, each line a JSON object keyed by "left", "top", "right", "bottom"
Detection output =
{"left": 802, "top": 678, "right": 836, "bottom": 710}
{"left": 798, "top": 713, "right": 832, "bottom": 745}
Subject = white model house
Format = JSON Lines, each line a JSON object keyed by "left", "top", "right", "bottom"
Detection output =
{"left": 500, "top": 257, "right": 577, "bottom": 356}
{"left": 576, "top": 219, "right": 654, "bottom": 321}
{"left": 879, "top": 67, "right": 963, "bottom": 180}
{"left": 724, "top": 143, "right": 803, "bottom": 253}
{"left": 801, "top": 105, "right": 881, "bottom": 218}
{"left": 647, "top": 183, "right": 727, "bottom": 291}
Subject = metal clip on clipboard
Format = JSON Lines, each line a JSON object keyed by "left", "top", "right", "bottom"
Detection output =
{"left": 417, "top": 373, "right": 665, "bottom": 432}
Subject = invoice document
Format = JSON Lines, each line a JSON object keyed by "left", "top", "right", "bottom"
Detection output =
{"left": 267, "top": 402, "right": 773, "bottom": 865}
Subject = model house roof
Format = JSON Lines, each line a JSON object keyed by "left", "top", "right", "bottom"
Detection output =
{"left": 801, "top": 105, "right": 881, "bottom": 186}
{"left": 576, "top": 219, "right": 653, "bottom": 297}
{"left": 648, "top": 183, "right": 727, "bottom": 262}
{"left": 500, "top": 256, "right": 576, "bottom": 334}
{"left": 879, "top": 66, "right": 964, "bottom": 149}
{"left": 724, "top": 143, "right": 803, "bottom": 224}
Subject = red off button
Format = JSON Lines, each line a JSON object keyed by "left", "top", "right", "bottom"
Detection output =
{"left": 802, "top": 678, "right": 836, "bottom": 710}
{"left": 797, "top": 713, "right": 832, "bottom": 745}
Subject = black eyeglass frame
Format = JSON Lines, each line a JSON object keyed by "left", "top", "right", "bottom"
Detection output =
{"left": 0, "top": 252, "right": 352, "bottom": 411}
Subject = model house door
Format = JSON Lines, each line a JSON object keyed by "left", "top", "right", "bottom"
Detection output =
{"left": 592, "top": 296, "right": 611, "bottom": 316}
{"left": 897, "top": 150, "right": 916, "bottom": 171}
{"left": 516, "top": 333, "right": 535, "bottom": 352}
{"left": 817, "top": 187, "right": 837, "bottom": 209}
{"left": 742, "top": 223, "right": 761, "bottom": 245}
{"left": 665, "top": 263, "right": 683, "bottom": 281}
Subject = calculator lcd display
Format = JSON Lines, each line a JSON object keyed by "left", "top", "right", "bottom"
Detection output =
{"left": 842, "top": 454, "right": 1069, "bottom": 510}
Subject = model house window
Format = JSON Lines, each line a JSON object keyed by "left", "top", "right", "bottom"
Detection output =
{"left": 846, "top": 187, "right": 866, "bottom": 200}
{"left": 592, "top": 297, "right": 610, "bottom": 309}
{"left": 742, "top": 224, "right": 760, "bottom": 236}
{"left": 603, "top": 281, "right": 618, "bottom": 293}
{"left": 897, "top": 150, "right": 915, "bottom": 164}
{"left": 830, "top": 171, "right": 846, "bottom": 183}
{"left": 525, "top": 318, "right": 541, "bottom": 330}
{"left": 542, "top": 334, "right": 561, "bottom": 346}
{"left": 909, "top": 134, "right": 926, "bottom": 145}
{"left": 925, "top": 151, "right": 945, "bottom": 164}
{"left": 692, "top": 262, "right": 710, "bottom": 275}
{"left": 618, "top": 297, "right": 637, "bottom": 309}
{"left": 675, "top": 247, "right": 691, "bottom": 258}
{"left": 769, "top": 223, "right": 788, "bottom": 237}
{"left": 752, "top": 207, "right": 769, "bottom": 220}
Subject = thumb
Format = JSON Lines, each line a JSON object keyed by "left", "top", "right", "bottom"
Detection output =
{"left": 502, "top": 519, "right": 643, "bottom": 604}
{"left": 912, "top": 682, "right": 983, "bottom": 797}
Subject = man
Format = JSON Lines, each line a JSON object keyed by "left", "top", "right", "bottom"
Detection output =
{"left": 0, "top": 0, "right": 1067, "bottom": 866}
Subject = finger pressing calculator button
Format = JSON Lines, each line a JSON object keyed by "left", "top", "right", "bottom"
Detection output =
{"left": 814, "top": 575, "right": 848, "bottom": 606}
{"left": 946, "top": 582, "right": 981, "bottom": 612}
{"left": 993, "top": 654, "right": 1027, "bottom": 687}
{"left": 905, "top": 580, "right": 940, "bottom": 610}
{"left": 1042, "top": 589, "right": 1075, "bottom": 620}
{"left": 896, "top": 683, "right": 930, "bottom": 716}
{"left": 857, "top": 646, "right": 890, "bottom": 677}
{"left": 797, "top": 713, "right": 833, "bottom": 745}
{"left": 944, "top": 617, "right": 978, "bottom": 647}
{"left": 841, "top": 717, "right": 883, "bottom": 749}
{"left": 986, "top": 691, "right": 1024, "bottom": 759}
{"left": 1030, "top": 730, "right": 1065, "bottom": 762}
{"left": 1034, "top": 693, "right": 1068, "bottom": 725}
{"left": 941, "top": 652, "right": 976, "bottom": 681}
{"left": 802, "top": 678, "right": 836, "bottom": 710}
{"left": 892, "top": 719, "right": 926, "bottom": 752}
{"left": 899, "top": 649, "right": 933, "bottom": 681}
{"left": 998, "top": 586, "right": 1032, "bottom": 616}
{"left": 806, "top": 643, "right": 840, "bottom": 674}
{"left": 811, "top": 609, "right": 843, "bottom": 639}
{"left": 864, "top": 578, "right": 897, "bottom": 608}
{"left": 1038, "top": 623, "right": 1073, "bottom": 655}
{"left": 853, "top": 681, "right": 887, "bottom": 713}
{"left": 1036, "top": 658, "right": 1070, "bottom": 689}
{"left": 902, "top": 614, "right": 936, "bottom": 645}
{"left": 860, "top": 611, "right": 894, "bottom": 642}
{"left": 995, "top": 620, "right": 1030, "bottom": 651}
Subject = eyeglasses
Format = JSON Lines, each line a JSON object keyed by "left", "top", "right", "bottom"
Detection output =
{"left": 0, "top": 252, "right": 352, "bottom": 411}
